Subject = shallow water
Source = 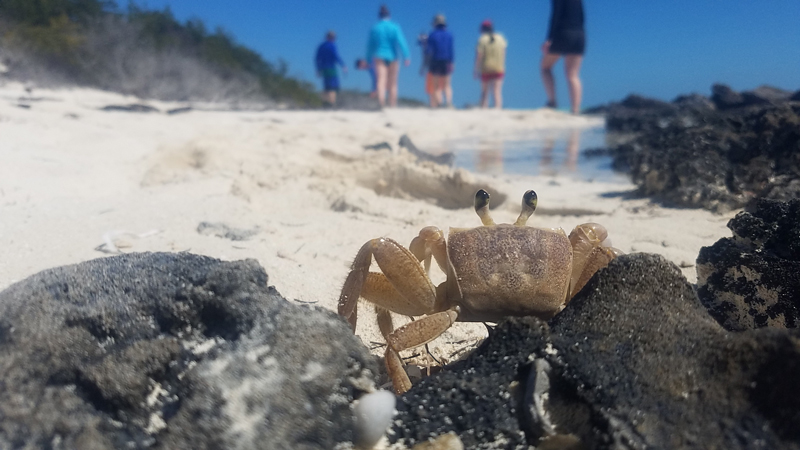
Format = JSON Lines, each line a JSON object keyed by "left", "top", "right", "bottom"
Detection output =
{"left": 436, "top": 127, "right": 629, "bottom": 183}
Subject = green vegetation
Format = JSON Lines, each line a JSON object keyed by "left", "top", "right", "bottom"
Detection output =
{"left": 0, "top": 0, "right": 320, "bottom": 106}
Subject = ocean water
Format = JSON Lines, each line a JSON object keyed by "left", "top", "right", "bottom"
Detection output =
{"left": 438, "top": 126, "right": 629, "bottom": 183}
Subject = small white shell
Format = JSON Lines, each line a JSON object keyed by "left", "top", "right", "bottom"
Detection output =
{"left": 353, "top": 390, "right": 396, "bottom": 449}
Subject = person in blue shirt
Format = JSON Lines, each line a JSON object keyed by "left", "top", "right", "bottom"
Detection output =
{"left": 316, "top": 30, "right": 347, "bottom": 106}
{"left": 367, "top": 5, "right": 411, "bottom": 108}
{"left": 416, "top": 33, "right": 441, "bottom": 107}
{"left": 425, "top": 14, "right": 454, "bottom": 108}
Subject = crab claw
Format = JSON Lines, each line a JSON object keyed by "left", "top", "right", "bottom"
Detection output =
{"left": 568, "top": 223, "right": 622, "bottom": 299}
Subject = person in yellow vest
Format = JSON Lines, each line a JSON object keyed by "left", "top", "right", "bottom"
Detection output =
{"left": 473, "top": 20, "right": 507, "bottom": 109}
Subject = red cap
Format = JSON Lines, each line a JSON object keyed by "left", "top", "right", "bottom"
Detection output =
{"left": 481, "top": 19, "right": 493, "bottom": 28}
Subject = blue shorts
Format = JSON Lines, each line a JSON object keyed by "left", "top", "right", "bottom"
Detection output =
{"left": 323, "top": 76, "right": 340, "bottom": 92}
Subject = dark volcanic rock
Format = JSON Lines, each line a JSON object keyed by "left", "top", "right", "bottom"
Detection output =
{"left": 743, "top": 85, "right": 795, "bottom": 106}
{"left": 697, "top": 198, "right": 800, "bottom": 331}
{"left": 601, "top": 94, "right": 681, "bottom": 134}
{"left": 711, "top": 83, "right": 745, "bottom": 109}
{"left": 603, "top": 84, "right": 800, "bottom": 212}
{"left": 711, "top": 84, "right": 794, "bottom": 110}
{"left": 0, "top": 252, "right": 378, "bottom": 449}
{"left": 391, "top": 254, "right": 800, "bottom": 449}
{"left": 391, "top": 317, "right": 548, "bottom": 449}
{"left": 672, "top": 93, "right": 715, "bottom": 110}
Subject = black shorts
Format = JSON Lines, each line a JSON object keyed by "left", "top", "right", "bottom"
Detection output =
{"left": 428, "top": 60, "right": 452, "bottom": 76}
{"left": 549, "top": 29, "right": 585, "bottom": 55}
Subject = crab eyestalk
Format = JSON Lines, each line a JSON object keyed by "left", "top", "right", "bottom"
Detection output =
{"left": 474, "top": 189, "right": 496, "bottom": 226}
{"left": 514, "top": 190, "right": 538, "bottom": 226}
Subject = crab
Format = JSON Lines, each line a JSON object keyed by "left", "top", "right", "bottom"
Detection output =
{"left": 338, "top": 189, "right": 622, "bottom": 393}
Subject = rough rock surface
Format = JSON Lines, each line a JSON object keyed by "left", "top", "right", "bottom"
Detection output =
{"left": 597, "top": 84, "right": 800, "bottom": 212}
{"left": 390, "top": 253, "right": 800, "bottom": 449}
{"left": 391, "top": 317, "right": 547, "bottom": 449}
{"left": 0, "top": 252, "right": 378, "bottom": 449}
{"left": 697, "top": 198, "right": 800, "bottom": 330}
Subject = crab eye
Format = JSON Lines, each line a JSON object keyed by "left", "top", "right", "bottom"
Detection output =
{"left": 474, "top": 189, "right": 495, "bottom": 226}
{"left": 474, "top": 189, "right": 490, "bottom": 212}
{"left": 523, "top": 190, "right": 538, "bottom": 210}
{"left": 514, "top": 189, "right": 538, "bottom": 226}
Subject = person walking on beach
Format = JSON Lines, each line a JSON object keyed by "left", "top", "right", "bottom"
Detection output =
{"left": 315, "top": 30, "right": 347, "bottom": 106}
{"left": 367, "top": 5, "right": 411, "bottom": 108}
{"left": 473, "top": 20, "right": 507, "bottom": 109}
{"left": 540, "top": 0, "right": 585, "bottom": 114}
{"left": 425, "top": 14, "right": 455, "bottom": 108}
{"left": 417, "top": 33, "right": 440, "bottom": 107}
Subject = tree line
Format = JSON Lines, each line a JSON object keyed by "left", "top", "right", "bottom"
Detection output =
{"left": 0, "top": 0, "right": 320, "bottom": 106}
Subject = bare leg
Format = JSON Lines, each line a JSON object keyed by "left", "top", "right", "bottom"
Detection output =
{"left": 564, "top": 54, "right": 584, "bottom": 114}
{"left": 479, "top": 80, "right": 489, "bottom": 108}
{"left": 387, "top": 60, "right": 400, "bottom": 107}
{"left": 330, "top": 90, "right": 337, "bottom": 105}
{"left": 431, "top": 75, "right": 442, "bottom": 108}
{"left": 540, "top": 53, "right": 560, "bottom": 107}
{"left": 443, "top": 74, "right": 453, "bottom": 107}
{"left": 428, "top": 78, "right": 436, "bottom": 108}
{"left": 373, "top": 58, "right": 388, "bottom": 107}
{"left": 493, "top": 78, "right": 503, "bottom": 109}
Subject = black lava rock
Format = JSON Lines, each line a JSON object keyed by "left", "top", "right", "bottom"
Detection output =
{"left": 697, "top": 198, "right": 800, "bottom": 331}
{"left": 0, "top": 252, "right": 378, "bottom": 449}
{"left": 602, "top": 84, "right": 800, "bottom": 212}
{"left": 391, "top": 253, "right": 800, "bottom": 449}
{"left": 391, "top": 317, "right": 549, "bottom": 449}
{"left": 711, "top": 83, "right": 745, "bottom": 109}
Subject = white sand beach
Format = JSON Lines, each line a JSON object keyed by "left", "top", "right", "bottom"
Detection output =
{"left": 0, "top": 82, "right": 736, "bottom": 367}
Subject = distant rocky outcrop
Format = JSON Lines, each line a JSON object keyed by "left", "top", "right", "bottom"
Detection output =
{"left": 697, "top": 198, "right": 800, "bottom": 331}
{"left": 0, "top": 253, "right": 378, "bottom": 449}
{"left": 391, "top": 254, "right": 800, "bottom": 449}
{"left": 593, "top": 84, "right": 800, "bottom": 212}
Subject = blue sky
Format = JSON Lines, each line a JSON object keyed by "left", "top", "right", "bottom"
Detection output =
{"left": 136, "top": 1, "right": 800, "bottom": 109}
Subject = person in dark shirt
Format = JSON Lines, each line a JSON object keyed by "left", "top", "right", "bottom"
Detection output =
{"left": 315, "top": 30, "right": 347, "bottom": 106}
{"left": 425, "top": 14, "right": 454, "bottom": 108}
{"left": 417, "top": 33, "right": 440, "bottom": 107}
{"left": 540, "top": 0, "right": 585, "bottom": 114}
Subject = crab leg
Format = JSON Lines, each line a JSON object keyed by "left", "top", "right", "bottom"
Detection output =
{"left": 338, "top": 238, "right": 437, "bottom": 331}
{"left": 409, "top": 226, "right": 449, "bottom": 274}
{"left": 384, "top": 307, "right": 460, "bottom": 394}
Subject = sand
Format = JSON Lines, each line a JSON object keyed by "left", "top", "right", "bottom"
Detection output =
{"left": 0, "top": 81, "right": 736, "bottom": 367}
